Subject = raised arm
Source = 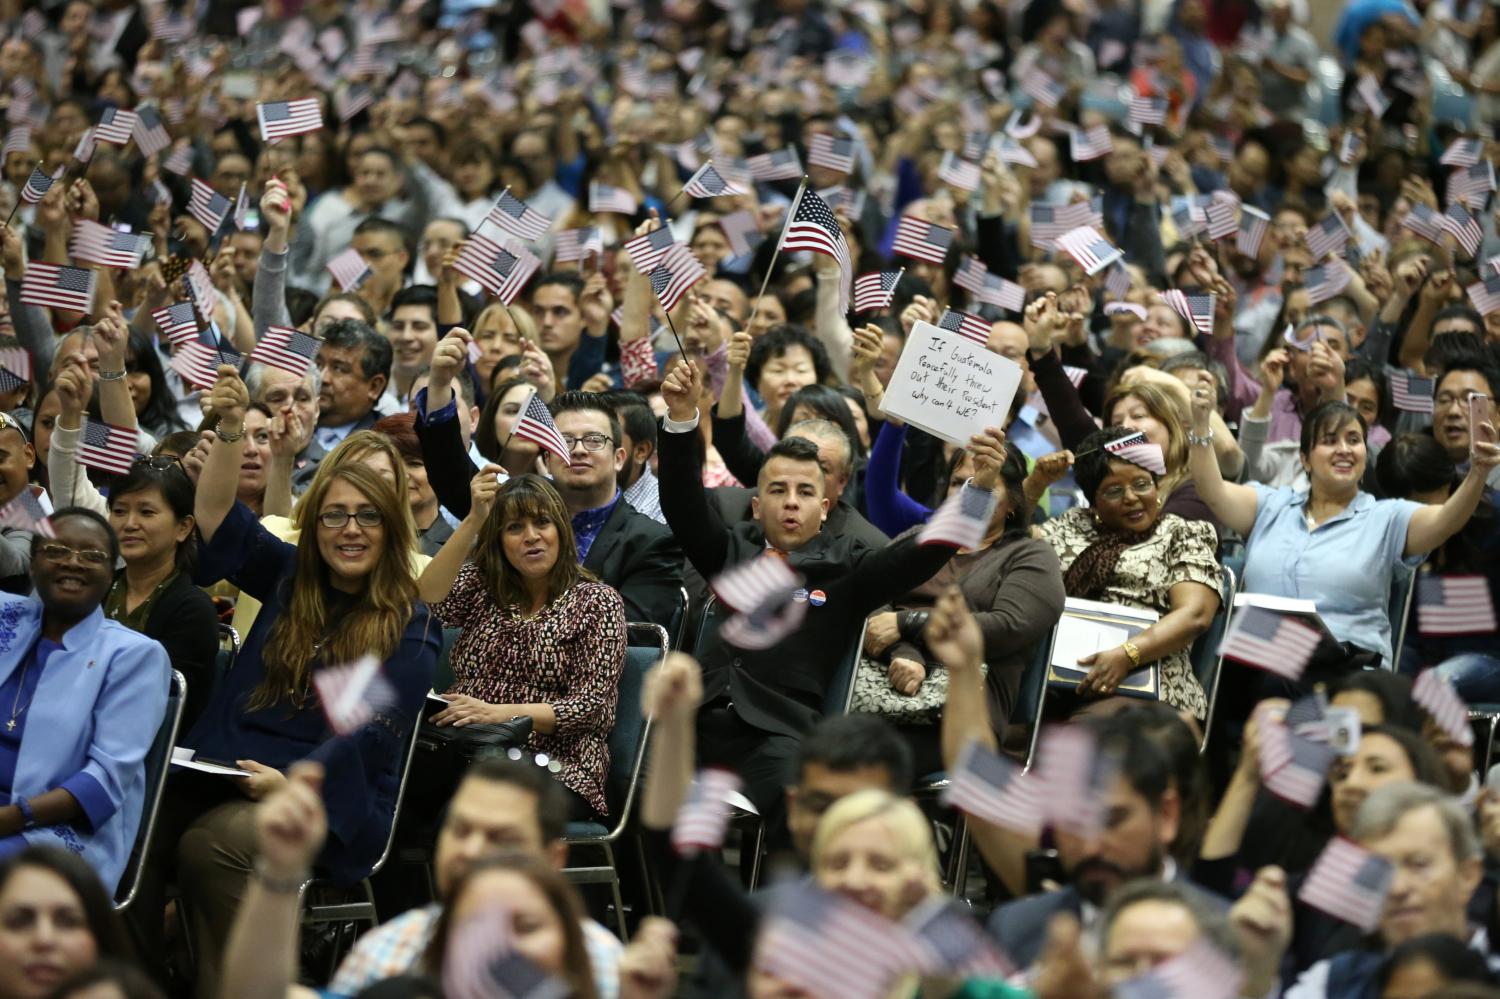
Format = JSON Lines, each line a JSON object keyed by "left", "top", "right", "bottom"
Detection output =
{"left": 93, "top": 303, "right": 141, "bottom": 433}
{"left": 417, "top": 467, "right": 500, "bottom": 605}
{"left": 716, "top": 329, "right": 749, "bottom": 421}
{"left": 44, "top": 359, "right": 107, "bottom": 514}
{"left": 414, "top": 329, "right": 481, "bottom": 518}
{"left": 194, "top": 366, "right": 251, "bottom": 542}
{"left": 1404, "top": 418, "right": 1500, "bottom": 556}
{"left": 1025, "top": 294, "right": 1102, "bottom": 449}
{"left": 657, "top": 361, "right": 733, "bottom": 578}
{"left": 1187, "top": 384, "right": 1260, "bottom": 537}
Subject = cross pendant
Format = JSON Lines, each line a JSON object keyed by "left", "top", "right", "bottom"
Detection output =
{"left": 5, "top": 720, "right": 13, "bottom": 732}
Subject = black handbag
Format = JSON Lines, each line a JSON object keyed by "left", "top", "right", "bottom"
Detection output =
{"left": 416, "top": 713, "right": 535, "bottom": 768}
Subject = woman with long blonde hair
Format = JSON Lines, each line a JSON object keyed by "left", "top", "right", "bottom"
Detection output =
{"left": 126, "top": 366, "right": 440, "bottom": 997}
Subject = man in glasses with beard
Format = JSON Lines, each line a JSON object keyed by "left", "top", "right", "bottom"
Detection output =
{"left": 988, "top": 713, "right": 1209, "bottom": 968}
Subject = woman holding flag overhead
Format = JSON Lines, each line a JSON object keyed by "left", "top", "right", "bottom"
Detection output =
{"left": 1038, "top": 426, "right": 1223, "bottom": 718}
{"left": 127, "top": 365, "right": 438, "bottom": 996}
{"left": 1186, "top": 390, "right": 1500, "bottom": 669}
{"left": 417, "top": 469, "right": 625, "bottom": 821}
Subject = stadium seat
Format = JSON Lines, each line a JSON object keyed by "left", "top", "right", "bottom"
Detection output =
{"left": 115, "top": 670, "right": 186, "bottom": 911}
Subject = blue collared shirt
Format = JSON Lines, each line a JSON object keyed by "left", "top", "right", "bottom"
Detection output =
{"left": 0, "top": 639, "right": 110, "bottom": 827}
{"left": 1242, "top": 484, "right": 1423, "bottom": 665}
{"left": 573, "top": 492, "right": 622, "bottom": 563}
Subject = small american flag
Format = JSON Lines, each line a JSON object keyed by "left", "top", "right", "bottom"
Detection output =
{"left": 444, "top": 903, "right": 569, "bottom": 999}
{"left": 1299, "top": 838, "right": 1393, "bottom": 932}
{"left": 1418, "top": 574, "right": 1496, "bottom": 637}
{"left": 0, "top": 491, "right": 54, "bottom": 538}
{"left": 746, "top": 147, "right": 802, "bottom": 182}
{"left": 997, "top": 137, "right": 1038, "bottom": 169}
{"left": 485, "top": 190, "right": 553, "bottom": 242}
{"left": 132, "top": 105, "right": 170, "bottom": 157}
{"left": 919, "top": 480, "right": 999, "bottom": 550}
{"left": 712, "top": 553, "right": 801, "bottom": 616}
{"left": 2, "top": 125, "right": 30, "bottom": 160}
{"left": 1357, "top": 73, "right": 1389, "bottom": 118}
{"left": 1441, "top": 203, "right": 1483, "bottom": 258}
{"left": 94, "top": 107, "right": 138, "bottom": 145}
{"left": 1155, "top": 290, "right": 1215, "bottom": 336}
{"left": 717, "top": 210, "right": 763, "bottom": 259}
{"left": 1062, "top": 365, "right": 1088, "bottom": 388}
{"left": 671, "top": 768, "right": 741, "bottom": 855}
{"left": 18, "top": 164, "right": 62, "bottom": 205}
{"left": 1448, "top": 162, "right": 1496, "bottom": 206}
{"left": 954, "top": 257, "right": 1026, "bottom": 312}
{"left": 937, "top": 308, "right": 991, "bottom": 347}
{"left": 1304, "top": 263, "right": 1352, "bottom": 306}
{"left": 455, "top": 236, "right": 541, "bottom": 305}
{"left": 853, "top": 270, "right": 902, "bottom": 313}
{"left": 1127, "top": 95, "right": 1168, "bottom": 129}
{"left": 313, "top": 655, "right": 398, "bottom": 735}
{"left": 780, "top": 187, "right": 853, "bottom": 311}
{"left": 152, "top": 302, "right": 199, "bottom": 344}
{"left": 162, "top": 145, "right": 193, "bottom": 176}
{"left": 1204, "top": 196, "right": 1240, "bottom": 241}
{"left": 624, "top": 226, "right": 677, "bottom": 272}
{"left": 905, "top": 898, "right": 1016, "bottom": 979}
{"left": 807, "top": 133, "right": 857, "bottom": 175}
{"left": 1338, "top": 131, "right": 1364, "bottom": 166}
{"left": 187, "top": 178, "right": 231, "bottom": 234}
{"left": 1057, "top": 225, "right": 1125, "bottom": 276}
{"left": 1114, "top": 940, "right": 1244, "bottom": 999}
{"left": 1069, "top": 124, "right": 1113, "bottom": 162}
{"left": 512, "top": 390, "right": 571, "bottom": 461}
{"left": 1259, "top": 719, "right": 1338, "bottom": 808}
{"left": 76, "top": 420, "right": 137, "bottom": 475}
{"left": 1034, "top": 725, "right": 1109, "bottom": 836}
{"left": 1030, "top": 200, "right": 1101, "bottom": 249}
{"left": 681, "top": 161, "right": 748, "bottom": 198}
{"left": 337, "top": 84, "right": 375, "bottom": 123}
{"left": 588, "top": 181, "right": 638, "bottom": 215}
{"left": 1304, "top": 213, "right": 1350, "bottom": 260}
{"left": 943, "top": 739, "right": 1042, "bottom": 835}
{"left": 20, "top": 263, "right": 95, "bottom": 313}
{"left": 962, "top": 130, "right": 989, "bottom": 161}
{"left": 1104, "top": 301, "right": 1147, "bottom": 321}
{"left": 1441, "top": 137, "right": 1483, "bottom": 168}
{"left": 69, "top": 220, "right": 148, "bottom": 270}
{"left": 1171, "top": 201, "right": 1206, "bottom": 241}
{"left": 756, "top": 882, "right": 929, "bottom": 999}
{"left": 1219, "top": 606, "right": 1321, "bottom": 680}
{"left": 1401, "top": 203, "right": 1446, "bottom": 245}
{"left": 171, "top": 340, "right": 240, "bottom": 390}
{"left": 891, "top": 216, "right": 954, "bottom": 265}
{"left": 256, "top": 99, "right": 324, "bottom": 142}
{"left": 72, "top": 128, "right": 96, "bottom": 166}
{"left": 1020, "top": 67, "right": 1065, "bottom": 109}
{"left": 553, "top": 227, "right": 604, "bottom": 264}
{"left": 1413, "top": 667, "right": 1476, "bottom": 746}
{"left": 1104, "top": 432, "right": 1167, "bottom": 475}
{"left": 936, "top": 151, "right": 981, "bottom": 192}
{"left": 1389, "top": 369, "right": 1435, "bottom": 414}
{"left": 648, "top": 243, "right": 707, "bottom": 313}
{"left": 326, "top": 248, "right": 372, "bottom": 292}
{"left": 1237, "top": 204, "right": 1271, "bottom": 258}
{"left": 251, "top": 326, "right": 323, "bottom": 378}
{"left": 186, "top": 260, "right": 216, "bottom": 315}
{"left": 1468, "top": 275, "right": 1500, "bottom": 316}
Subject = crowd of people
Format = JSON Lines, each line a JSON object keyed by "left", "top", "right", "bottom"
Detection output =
{"left": 0, "top": 0, "right": 1498, "bottom": 996}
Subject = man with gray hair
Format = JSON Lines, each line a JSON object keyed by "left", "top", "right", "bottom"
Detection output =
{"left": 1279, "top": 782, "right": 1491, "bottom": 998}
{"left": 243, "top": 361, "right": 324, "bottom": 495}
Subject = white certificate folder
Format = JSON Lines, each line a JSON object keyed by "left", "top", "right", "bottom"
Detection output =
{"left": 1047, "top": 597, "right": 1161, "bottom": 700}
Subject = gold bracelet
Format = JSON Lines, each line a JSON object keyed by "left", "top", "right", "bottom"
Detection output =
{"left": 1121, "top": 641, "right": 1142, "bottom": 668}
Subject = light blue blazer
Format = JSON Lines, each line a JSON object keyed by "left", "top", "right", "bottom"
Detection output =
{"left": 0, "top": 592, "right": 171, "bottom": 893}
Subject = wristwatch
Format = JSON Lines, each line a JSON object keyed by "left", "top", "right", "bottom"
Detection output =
{"left": 15, "top": 796, "right": 37, "bottom": 830}
{"left": 1186, "top": 427, "right": 1215, "bottom": 448}
{"left": 1120, "top": 641, "right": 1142, "bottom": 668}
{"left": 214, "top": 421, "right": 245, "bottom": 444}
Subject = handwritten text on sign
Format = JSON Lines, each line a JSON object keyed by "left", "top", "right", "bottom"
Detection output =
{"left": 878, "top": 320, "right": 1023, "bottom": 446}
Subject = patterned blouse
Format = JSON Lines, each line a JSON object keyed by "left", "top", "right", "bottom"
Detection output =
{"left": 1038, "top": 509, "right": 1223, "bottom": 717}
{"left": 434, "top": 564, "right": 627, "bottom": 814}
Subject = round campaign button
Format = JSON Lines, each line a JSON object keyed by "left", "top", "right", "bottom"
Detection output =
{"left": 792, "top": 588, "right": 809, "bottom": 602}
{"left": 809, "top": 589, "right": 827, "bottom": 606}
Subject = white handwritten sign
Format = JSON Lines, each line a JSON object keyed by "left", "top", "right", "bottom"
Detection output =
{"left": 878, "top": 320, "right": 1023, "bottom": 446}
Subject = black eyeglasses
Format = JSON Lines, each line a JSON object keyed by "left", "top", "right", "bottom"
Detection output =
{"left": 560, "top": 432, "right": 613, "bottom": 452}
{"left": 317, "top": 508, "right": 383, "bottom": 529}
{"left": 134, "top": 455, "right": 183, "bottom": 471}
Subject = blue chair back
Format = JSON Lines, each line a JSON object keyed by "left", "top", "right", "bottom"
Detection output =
{"left": 432, "top": 627, "right": 462, "bottom": 693}
{"left": 607, "top": 623, "right": 667, "bottom": 818}
{"left": 1388, "top": 564, "right": 1417, "bottom": 673}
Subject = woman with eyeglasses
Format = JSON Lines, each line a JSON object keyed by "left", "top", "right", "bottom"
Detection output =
{"left": 103, "top": 459, "right": 218, "bottom": 728}
{"left": 126, "top": 366, "right": 439, "bottom": 996}
{"left": 417, "top": 470, "right": 625, "bottom": 821}
{"left": 1037, "top": 426, "right": 1223, "bottom": 719}
{"left": 0, "top": 509, "right": 170, "bottom": 897}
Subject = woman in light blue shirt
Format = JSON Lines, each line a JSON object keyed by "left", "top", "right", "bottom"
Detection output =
{"left": 1187, "top": 395, "right": 1500, "bottom": 665}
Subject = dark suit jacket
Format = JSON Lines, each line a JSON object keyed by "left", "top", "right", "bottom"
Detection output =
{"left": 289, "top": 438, "right": 329, "bottom": 495}
{"left": 659, "top": 420, "right": 953, "bottom": 740}
{"left": 413, "top": 397, "right": 683, "bottom": 629}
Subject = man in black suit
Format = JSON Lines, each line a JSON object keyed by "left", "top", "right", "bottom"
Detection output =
{"left": 657, "top": 360, "right": 1000, "bottom": 835}
{"left": 413, "top": 330, "right": 683, "bottom": 629}
{"left": 986, "top": 714, "right": 1197, "bottom": 968}
{"left": 313, "top": 318, "right": 390, "bottom": 453}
